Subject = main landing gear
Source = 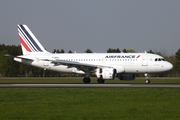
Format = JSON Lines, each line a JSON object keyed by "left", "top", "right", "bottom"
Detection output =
{"left": 97, "top": 75, "right": 105, "bottom": 83}
{"left": 97, "top": 78, "right": 105, "bottom": 84}
{"left": 83, "top": 72, "right": 105, "bottom": 84}
{"left": 83, "top": 77, "right": 91, "bottom": 84}
{"left": 83, "top": 77, "right": 105, "bottom": 84}
{"left": 144, "top": 72, "right": 150, "bottom": 84}
{"left": 83, "top": 72, "right": 91, "bottom": 84}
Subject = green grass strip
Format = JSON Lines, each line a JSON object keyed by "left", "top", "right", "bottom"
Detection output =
{"left": 0, "top": 88, "right": 180, "bottom": 120}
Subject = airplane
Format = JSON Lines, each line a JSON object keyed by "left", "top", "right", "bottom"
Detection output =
{"left": 7, "top": 24, "right": 173, "bottom": 84}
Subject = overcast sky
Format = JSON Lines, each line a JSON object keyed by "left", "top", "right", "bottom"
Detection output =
{"left": 0, "top": 0, "right": 180, "bottom": 55}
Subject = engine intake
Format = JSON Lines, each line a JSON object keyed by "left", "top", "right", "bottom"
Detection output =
{"left": 95, "top": 67, "right": 116, "bottom": 80}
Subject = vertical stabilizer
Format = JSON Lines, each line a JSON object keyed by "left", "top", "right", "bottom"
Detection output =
{"left": 17, "top": 24, "right": 49, "bottom": 55}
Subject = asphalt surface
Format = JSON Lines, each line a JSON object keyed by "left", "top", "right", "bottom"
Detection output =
{"left": 0, "top": 84, "right": 180, "bottom": 88}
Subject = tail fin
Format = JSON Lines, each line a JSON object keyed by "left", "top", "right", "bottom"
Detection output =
{"left": 17, "top": 24, "right": 49, "bottom": 55}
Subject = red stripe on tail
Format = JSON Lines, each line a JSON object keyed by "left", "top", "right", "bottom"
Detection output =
{"left": 19, "top": 36, "right": 32, "bottom": 52}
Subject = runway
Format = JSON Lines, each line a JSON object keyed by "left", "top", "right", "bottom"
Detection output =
{"left": 0, "top": 84, "right": 180, "bottom": 88}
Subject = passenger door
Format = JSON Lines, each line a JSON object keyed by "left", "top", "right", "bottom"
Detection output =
{"left": 142, "top": 55, "right": 148, "bottom": 66}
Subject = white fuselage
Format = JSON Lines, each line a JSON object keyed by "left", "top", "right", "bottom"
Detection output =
{"left": 14, "top": 53, "right": 173, "bottom": 74}
{"left": 14, "top": 24, "right": 173, "bottom": 83}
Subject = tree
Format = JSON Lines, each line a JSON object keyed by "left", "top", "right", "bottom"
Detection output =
{"left": 53, "top": 49, "right": 64, "bottom": 53}
{"left": 175, "top": 49, "right": 180, "bottom": 76}
{"left": 122, "top": 49, "right": 127, "bottom": 53}
{"left": 126, "top": 49, "right": 136, "bottom": 53}
{"left": 84, "top": 49, "right": 93, "bottom": 53}
{"left": 52, "top": 49, "right": 57, "bottom": 53}
{"left": 68, "top": 50, "right": 73, "bottom": 53}
{"left": 27, "top": 71, "right": 34, "bottom": 77}
{"left": 0, "top": 50, "right": 10, "bottom": 76}
{"left": 60, "top": 49, "right": 65, "bottom": 53}
{"left": 19, "top": 64, "right": 28, "bottom": 77}
{"left": 107, "top": 48, "right": 120, "bottom": 53}
{"left": 148, "top": 49, "right": 155, "bottom": 54}
{"left": 166, "top": 55, "right": 176, "bottom": 77}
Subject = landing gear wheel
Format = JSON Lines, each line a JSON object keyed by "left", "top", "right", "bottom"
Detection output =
{"left": 144, "top": 72, "right": 150, "bottom": 84}
{"left": 97, "top": 78, "right": 105, "bottom": 84}
{"left": 83, "top": 77, "right": 91, "bottom": 84}
{"left": 145, "top": 80, "right": 150, "bottom": 84}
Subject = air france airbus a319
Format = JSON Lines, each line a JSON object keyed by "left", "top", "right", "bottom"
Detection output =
{"left": 7, "top": 24, "right": 173, "bottom": 84}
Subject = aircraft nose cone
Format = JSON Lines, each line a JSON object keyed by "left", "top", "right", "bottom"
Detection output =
{"left": 167, "top": 62, "right": 173, "bottom": 71}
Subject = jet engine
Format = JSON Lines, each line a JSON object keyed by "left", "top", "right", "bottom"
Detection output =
{"left": 95, "top": 67, "right": 117, "bottom": 80}
{"left": 117, "top": 73, "right": 136, "bottom": 80}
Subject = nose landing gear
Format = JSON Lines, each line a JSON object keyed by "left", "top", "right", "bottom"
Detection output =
{"left": 144, "top": 72, "right": 150, "bottom": 84}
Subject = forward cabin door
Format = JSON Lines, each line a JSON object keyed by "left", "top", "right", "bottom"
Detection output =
{"left": 142, "top": 55, "right": 148, "bottom": 66}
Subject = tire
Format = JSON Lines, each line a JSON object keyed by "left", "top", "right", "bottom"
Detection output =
{"left": 97, "top": 78, "right": 105, "bottom": 84}
{"left": 145, "top": 80, "right": 150, "bottom": 84}
{"left": 83, "top": 77, "right": 91, "bottom": 84}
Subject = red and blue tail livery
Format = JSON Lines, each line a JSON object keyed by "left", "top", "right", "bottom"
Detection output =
{"left": 17, "top": 24, "right": 48, "bottom": 55}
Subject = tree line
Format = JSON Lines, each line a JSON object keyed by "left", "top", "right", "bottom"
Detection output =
{"left": 0, "top": 44, "right": 179, "bottom": 77}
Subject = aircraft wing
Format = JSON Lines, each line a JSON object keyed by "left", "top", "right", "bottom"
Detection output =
{"left": 49, "top": 59, "right": 105, "bottom": 72}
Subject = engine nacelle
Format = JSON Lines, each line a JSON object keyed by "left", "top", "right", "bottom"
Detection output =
{"left": 95, "top": 68, "right": 116, "bottom": 80}
{"left": 117, "top": 73, "right": 136, "bottom": 80}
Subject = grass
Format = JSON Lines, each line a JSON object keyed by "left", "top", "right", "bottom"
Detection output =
{"left": 0, "top": 77, "right": 180, "bottom": 119}
{"left": 0, "top": 88, "right": 180, "bottom": 120}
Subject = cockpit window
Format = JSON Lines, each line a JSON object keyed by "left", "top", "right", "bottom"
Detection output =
{"left": 155, "top": 58, "right": 166, "bottom": 61}
{"left": 161, "top": 58, "right": 165, "bottom": 61}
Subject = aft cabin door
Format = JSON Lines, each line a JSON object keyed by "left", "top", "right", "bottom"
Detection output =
{"left": 43, "top": 56, "right": 49, "bottom": 67}
{"left": 142, "top": 55, "right": 148, "bottom": 66}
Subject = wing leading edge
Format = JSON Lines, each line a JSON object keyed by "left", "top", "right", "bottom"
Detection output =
{"left": 49, "top": 59, "right": 110, "bottom": 72}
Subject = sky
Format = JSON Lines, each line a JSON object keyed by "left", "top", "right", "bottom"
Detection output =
{"left": 0, "top": 0, "right": 180, "bottom": 55}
